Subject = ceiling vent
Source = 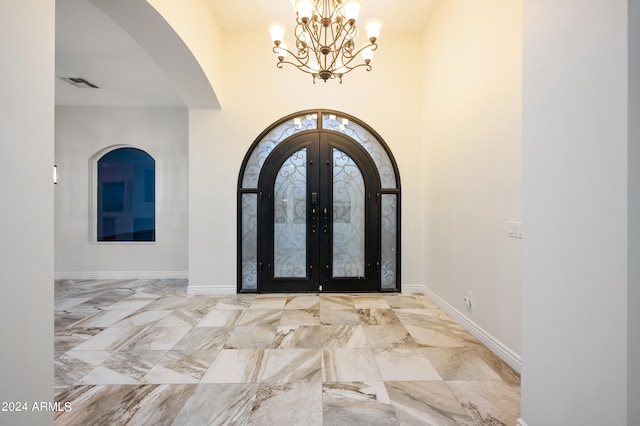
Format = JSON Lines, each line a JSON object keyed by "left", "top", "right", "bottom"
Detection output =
{"left": 60, "top": 77, "right": 99, "bottom": 89}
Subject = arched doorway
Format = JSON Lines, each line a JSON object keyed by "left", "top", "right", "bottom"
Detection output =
{"left": 238, "top": 110, "right": 400, "bottom": 293}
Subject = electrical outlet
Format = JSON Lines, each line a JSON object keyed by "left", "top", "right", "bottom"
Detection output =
{"left": 464, "top": 291, "right": 472, "bottom": 309}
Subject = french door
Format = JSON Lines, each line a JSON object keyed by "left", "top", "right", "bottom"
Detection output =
{"left": 258, "top": 132, "right": 380, "bottom": 292}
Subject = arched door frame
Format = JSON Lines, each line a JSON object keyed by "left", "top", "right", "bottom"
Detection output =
{"left": 237, "top": 109, "right": 401, "bottom": 293}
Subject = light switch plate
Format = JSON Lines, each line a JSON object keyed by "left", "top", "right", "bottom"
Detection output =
{"left": 509, "top": 221, "right": 522, "bottom": 239}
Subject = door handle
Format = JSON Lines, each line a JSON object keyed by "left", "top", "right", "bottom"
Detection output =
{"left": 311, "top": 207, "right": 317, "bottom": 233}
{"left": 310, "top": 192, "right": 318, "bottom": 233}
{"left": 322, "top": 207, "right": 328, "bottom": 233}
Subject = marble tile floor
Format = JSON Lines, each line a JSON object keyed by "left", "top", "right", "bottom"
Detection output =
{"left": 54, "top": 279, "right": 520, "bottom": 425}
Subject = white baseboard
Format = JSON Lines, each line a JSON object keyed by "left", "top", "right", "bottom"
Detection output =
{"left": 403, "top": 284, "right": 521, "bottom": 373}
{"left": 402, "top": 284, "right": 430, "bottom": 295}
{"left": 55, "top": 271, "right": 188, "bottom": 280}
{"left": 516, "top": 418, "right": 528, "bottom": 426}
{"left": 187, "top": 285, "right": 237, "bottom": 295}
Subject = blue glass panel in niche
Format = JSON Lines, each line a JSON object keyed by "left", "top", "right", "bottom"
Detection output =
{"left": 97, "top": 148, "right": 155, "bottom": 242}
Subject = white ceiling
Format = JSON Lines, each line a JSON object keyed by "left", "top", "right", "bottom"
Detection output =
{"left": 55, "top": 0, "right": 441, "bottom": 107}
{"left": 56, "top": 0, "right": 185, "bottom": 107}
{"left": 207, "top": 0, "right": 441, "bottom": 32}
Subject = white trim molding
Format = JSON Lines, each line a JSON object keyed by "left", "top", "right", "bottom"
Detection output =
{"left": 187, "top": 285, "right": 237, "bottom": 295}
{"left": 403, "top": 284, "right": 522, "bottom": 373}
{"left": 55, "top": 271, "right": 188, "bottom": 280}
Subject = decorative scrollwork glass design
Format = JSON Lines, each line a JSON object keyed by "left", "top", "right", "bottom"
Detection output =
{"left": 273, "top": 149, "right": 308, "bottom": 278}
{"left": 241, "top": 194, "right": 258, "bottom": 290}
{"left": 332, "top": 149, "right": 365, "bottom": 278}
{"left": 381, "top": 194, "right": 397, "bottom": 289}
{"left": 322, "top": 114, "right": 397, "bottom": 189}
{"left": 242, "top": 114, "right": 317, "bottom": 188}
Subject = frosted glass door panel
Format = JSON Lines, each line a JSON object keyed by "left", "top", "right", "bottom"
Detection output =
{"left": 332, "top": 149, "right": 365, "bottom": 278}
{"left": 381, "top": 194, "right": 397, "bottom": 289}
{"left": 241, "top": 193, "right": 258, "bottom": 290}
{"left": 322, "top": 114, "right": 397, "bottom": 188}
{"left": 273, "top": 149, "right": 307, "bottom": 278}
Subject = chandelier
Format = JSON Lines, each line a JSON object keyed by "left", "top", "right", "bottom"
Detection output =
{"left": 268, "top": 0, "right": 383, "bottom": 83}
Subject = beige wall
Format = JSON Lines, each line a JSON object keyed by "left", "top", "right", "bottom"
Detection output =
{"left": 55, "top": 107, "right": 189, "bottom": 277}
{"left": 146, "top": 0, "right": 225, "bottom": 106}
{"left": 0, "top": 0, "right": 55, "bottom": 424}
{"left": 522, "top": 0, "right": 630, "bottom": 423}
{"left": 421, "top": 0, "right": 523, "bottom": 355}
{"left": 630, "top": 1, "right": 640, "bottom": 422}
